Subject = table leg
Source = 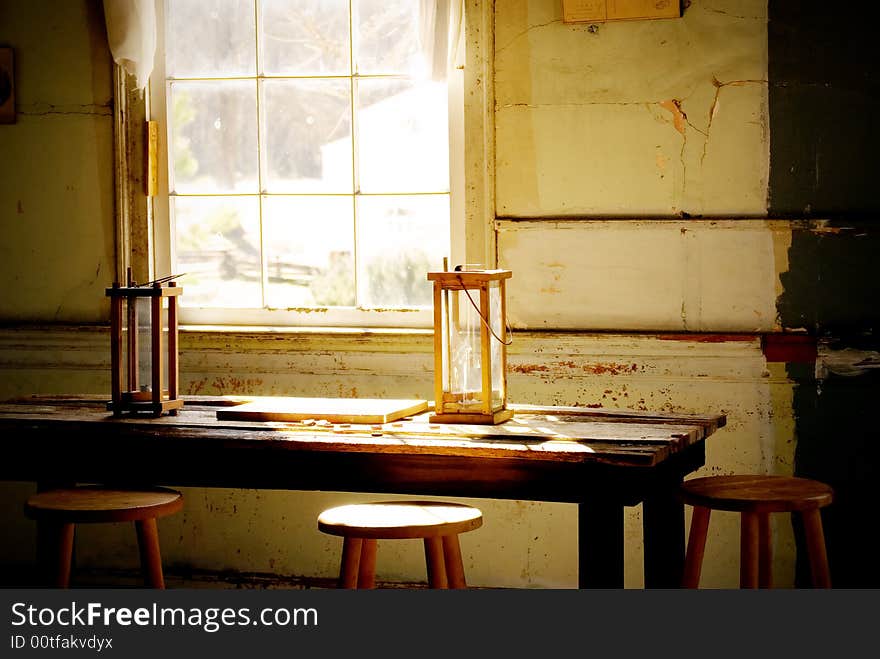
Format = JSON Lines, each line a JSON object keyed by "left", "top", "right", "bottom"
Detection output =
{"left": 578, "top": 501, "right": 624, "bottom": 588}
{"left": 643, "top": 485, "right": 686, "bottom": 588}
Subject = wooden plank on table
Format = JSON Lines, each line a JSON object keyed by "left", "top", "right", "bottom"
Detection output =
{"left": 216, "top": 397, "right": 429, "bottom": 424}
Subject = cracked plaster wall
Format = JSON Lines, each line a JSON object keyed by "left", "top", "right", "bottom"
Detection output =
{"left": 495, "top": 1, "right": 779, "bottom": 333}
{"left": 495, "top": 0, "right": 768, "bottom": 217}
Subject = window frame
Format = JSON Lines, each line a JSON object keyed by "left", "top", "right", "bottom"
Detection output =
{"left": 122, "top": 0, "right": 494, "bottom": 330}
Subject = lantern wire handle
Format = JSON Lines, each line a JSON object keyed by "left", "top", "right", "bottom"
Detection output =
{"left": 458, "top": 277, "right": 513, "bottom": 346}
{"left": 136, "top": 272, "right": 187, "bottom": 287}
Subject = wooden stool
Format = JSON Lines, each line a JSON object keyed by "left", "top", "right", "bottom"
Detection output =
{"left": 318, "top": 501, "right": 483, "bottom": 589}
{"left": 25, "top": 486, "right": 183, "bottom": 588}
{"left": 680, "top": 475, "right": 833, "bottom": 588}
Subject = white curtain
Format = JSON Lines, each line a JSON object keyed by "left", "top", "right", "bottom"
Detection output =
{"left": 103, "top": 1, "right": 457, "bottom": 88}
{"left": 103, "top": 0, "right": 157, "bottom": 90}
{"left": 419, "top": 0, "right": 464, "bottom": 81}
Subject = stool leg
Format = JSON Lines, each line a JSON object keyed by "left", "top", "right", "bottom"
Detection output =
{"left": 801, "top": 509, "right": 831, "bottom": 588}
{"left": 442, "top": 534, "right": 467, "bottom": 589}
{"left": 424, "top": 537, "right": 448, "bottom": 588}
{"left": 357, "top": 539, "right": 378, "bottom": 589}
{"left": 758, "top": 512, "right": 772, "bottom": 588}
{"left": 740, "top": 512, "right": 760, "bottom": 589}
{"left": 136, "top": 518, "right": 166, "bottom": 588}
{"left": 338, "top": 537, "right": 362, "bottom": 589}
{"left": 682, "top": 505, "right": 711, "bottom": 588}
{"left": 47, "top": 523, "right": 75, "bottom": 588}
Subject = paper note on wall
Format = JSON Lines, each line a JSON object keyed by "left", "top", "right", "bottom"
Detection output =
{"left": 562, "top": 0, "right": 606, "bottom": 23}
{"left": 562, "top": 0, "right": 681, "bottom": 23}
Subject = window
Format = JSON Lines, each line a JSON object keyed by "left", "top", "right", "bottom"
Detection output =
{"left": 150, "top": 0, "right": 463, "bottom": 328}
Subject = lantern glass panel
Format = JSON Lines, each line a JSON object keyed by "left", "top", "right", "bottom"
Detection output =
{"left": 489, "top": 280, "right": 504, "bottom": 409}
{"left": 124, "top": 297, "right": 169, "bottom": 395}
{"left": 446, "top": 287, "right": 483, "bottom": 410}
{"left": 130, "top": 297, "right": 144, "bottom": 390}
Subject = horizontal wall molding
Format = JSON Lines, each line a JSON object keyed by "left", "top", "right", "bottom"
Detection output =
{"left": 0, "top": 325, "right": 786, "bottom": 403}
{"left": 497, "top": 218, "right": 793, "bottom": 332}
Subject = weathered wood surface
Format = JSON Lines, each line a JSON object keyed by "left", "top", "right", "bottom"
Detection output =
{"left": 0, "top": 396, "right": 725, "bottom": 468}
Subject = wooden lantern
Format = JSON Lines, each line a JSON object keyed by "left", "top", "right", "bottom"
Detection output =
{"left": 106, "top": 272, "right": 183, "bottom": 416}
{"left": 427, "top": 267, "right": 513, "bottom": 424}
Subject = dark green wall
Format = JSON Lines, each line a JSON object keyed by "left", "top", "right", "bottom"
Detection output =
{"left": 777, "top": 227, "right": 880, "bottom": 338}
{"left": 770, "top": 0, "right": 880, "bottom": 587}
{"left": 769, "top": 1, "right": 880, "bottom": 217}
{"left": 790, "top": 364, "right": 880, "bottom": 587}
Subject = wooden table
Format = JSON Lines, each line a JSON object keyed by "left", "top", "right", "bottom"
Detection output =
{"left": 0, "top": 396, "right": 725, "bottom": 588}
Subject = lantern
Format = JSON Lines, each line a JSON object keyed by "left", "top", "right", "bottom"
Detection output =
{"left": 106, "top": 270, "right": 183, "bottom": 416}
{"left": 427, "top": 267, "right": 513, "bottom": 424}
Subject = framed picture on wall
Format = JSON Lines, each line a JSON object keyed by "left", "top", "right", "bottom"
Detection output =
{"left": 0, "top": 47, "right": 15, "bottom": 124}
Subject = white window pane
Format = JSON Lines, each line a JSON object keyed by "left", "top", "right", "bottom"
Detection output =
{"left": 261, "top": 80, "right": 353, "bottom": 193}
{"left": 355, "top": 0, "right": 423, "bottom": 76}
{"left": 169, "top": 81, "right": 258, "bottom": 194}
{"left": 357, "top": 79, "right": 448, "bottom": 193}
{"left": 263, "top": 196, "right": 355, "bottom": 308}
{"left": 161, "top": 1, "right": 454, "bottom": 324}
{"left": 261, "top": 0, "right": 350, "bottom": 75}
{"left": 174, "top": 196, "right": 262, "bottom": 308}
{"left": 356, "top": 195, "right": 449, "bottom": 308}
{"left": 165, "top": 0, "right": 256, "bottom": 77}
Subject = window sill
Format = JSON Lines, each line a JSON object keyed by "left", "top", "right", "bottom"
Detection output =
{"left": 180, "top": 324, "right": 433, "bottom": 338}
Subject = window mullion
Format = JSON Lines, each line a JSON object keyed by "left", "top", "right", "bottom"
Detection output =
{"left": 254, "top": 0, "right": 268, "bottom": 309}
{"left": 349, "top": 0, "right": 360, "bottom": 308}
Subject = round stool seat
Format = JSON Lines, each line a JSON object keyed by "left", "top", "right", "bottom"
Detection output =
{"left": 318, "top": 501, "right": 483, "bottom": 539}
{"left": 24, "top": 485, "right": 183, "bottom": 589}
{"left": 25, "top": 486, "right": 183, "bottom": 524}
{"left": 680, "top": 475, "right": 834, "bottom": 514}
{"left": 680, "top": 474, "right": 833, "bottom": 589}
{"left": 318, "top": 501, "right": 483, "bottom": 589}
